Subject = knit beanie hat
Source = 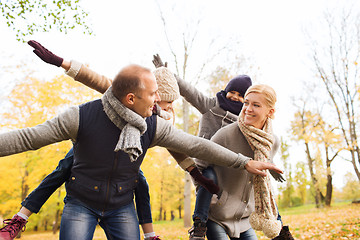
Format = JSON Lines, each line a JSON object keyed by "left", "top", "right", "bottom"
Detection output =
{"left": 153, "top": 67, "right": 180, "bottom": 102}
{"left": 224, "top": 75, "right": 252, "bottom": 97}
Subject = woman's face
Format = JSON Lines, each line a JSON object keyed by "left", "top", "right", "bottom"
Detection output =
{"left": 157, "top": 101, "right": 174, "bottom": 112}
{"left": 241, "top": 92, "right": 274, "bottom": 129}
{"left": 226, "top": 90, "right": 244, "bottom": 102}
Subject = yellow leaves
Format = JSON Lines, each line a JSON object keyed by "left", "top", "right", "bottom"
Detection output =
{"left": 256, "top": 204, "right": 360, "bottom": 240}
{"left": 141, "top": 147, "right": 186, "bottom": 219}
{"left": 291, "top": 108, "right": 343, "bottom": 148}
{"left": 207, "top": 66, "right": 233, "bottom": 96}
{"left": 0, "top": 73, "right": 100, "bottom": 220}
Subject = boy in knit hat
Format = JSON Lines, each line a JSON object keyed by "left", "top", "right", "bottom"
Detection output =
{"left": 0, "top": 41, "right": 218, "bottom": 240}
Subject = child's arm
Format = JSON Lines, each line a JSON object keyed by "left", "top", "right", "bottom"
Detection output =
{"left": 28, "top": 40, "right": 112, "bottom": 94}
{"left": 152, "top": 54, "right": 216, "bottom": 114}
{"left": 168, "top": 150, "right": 220, "bottom": 194}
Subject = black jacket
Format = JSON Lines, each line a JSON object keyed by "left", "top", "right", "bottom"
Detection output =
{"left": 66, "top": 99, "right": 156, "bottom": 211}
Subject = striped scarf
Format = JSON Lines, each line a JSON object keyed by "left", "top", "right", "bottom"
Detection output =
{"left": 238, "top": 111, "right": 281, "bottom": 238}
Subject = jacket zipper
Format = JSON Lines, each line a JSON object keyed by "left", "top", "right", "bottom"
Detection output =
{"left": 102, "top": 151, "right": 119, "bottom": 214}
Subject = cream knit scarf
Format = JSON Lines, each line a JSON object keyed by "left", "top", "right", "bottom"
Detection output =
{"left": 238, "top": 112, "right": 282, "bottom": 238}
{"left": 101, "top": 87, "right": 147, "bottom": 162}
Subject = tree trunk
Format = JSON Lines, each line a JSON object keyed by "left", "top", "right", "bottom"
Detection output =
{"left": 171, "top": 210, "right": 175, "bottom": 221}
{"left": 325, "top": 174, "right": 333, "bottom": 206}
{"left": 178, "top": 187, "right": 182, "bottom": 219}
{"left": 158, "top": 177, "right": 164, "bottom": 221}
{"left": 305, "top": 142, "right": 322, "bottom": 208}
{"left": 52, "top": 190, "right": 61, "bottom": 234}
{"left": 17, "top": 170, "right": 29, "bottom": 238}
{"left": 158, "top": 206, "right": 163, "bottom": 221}
{"left": 325, "top": 149, "right": 333, "bottom": 206}
{"left": 183, "top": 100, "right": 192, "bottom": 227}
{"left": 349, "top": 115, "right": 360, "bottom": 182}
{"left": 350, "top": 149, "right": 360, "bottom": 182}
{"left": 184, "top": 173, "right": 192, "bottom": 227}
{"left": 178, "top": 204, "right": 182, "bottom": 219}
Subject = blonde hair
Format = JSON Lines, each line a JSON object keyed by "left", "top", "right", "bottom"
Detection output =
{"left": 244, "top": 84, "right": 277, "bottom": 112}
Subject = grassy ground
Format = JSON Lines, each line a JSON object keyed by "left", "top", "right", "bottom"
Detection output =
{"left": 19, "top": 202, "right": 360, "bottom": 239}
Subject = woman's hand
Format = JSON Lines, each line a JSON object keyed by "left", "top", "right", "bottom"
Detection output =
{"left": 245, "top": 160, "right": 283, "bottom": 177}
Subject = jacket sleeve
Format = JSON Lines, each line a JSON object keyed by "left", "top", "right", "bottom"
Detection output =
{"left": 66, "top": 60, "right": 113, "bottom": 94}
{"left": 167, "top": 150, "right": 195, "bottom": 171}
{"left": 175, "top": 75, "right": 217, "bottom": 114}
{"left": 151, "top": 116, "right": 251, "bottom": 169}
{"left": 0, "top": 106, "right": 79, "bottom": 157}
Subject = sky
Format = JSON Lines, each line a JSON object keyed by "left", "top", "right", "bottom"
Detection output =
{"left": 0, "top": 0, "right": 358, "bottom": 189}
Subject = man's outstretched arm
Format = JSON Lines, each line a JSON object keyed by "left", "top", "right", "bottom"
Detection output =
{"left": 151, "top": 116, "right": 283, "bottom": 176}
{"left": 0, "top": 106, "right": 79, "bottom": 157}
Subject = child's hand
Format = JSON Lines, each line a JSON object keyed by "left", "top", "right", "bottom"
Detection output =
{"left": 152, "top": 54, "right": 168, "bottom": 68}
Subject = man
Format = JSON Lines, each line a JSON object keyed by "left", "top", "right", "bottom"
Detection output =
{"left": 0, "top": 64, "right": 282, "bottom": 240}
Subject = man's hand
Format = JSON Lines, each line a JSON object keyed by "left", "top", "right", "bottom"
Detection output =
{"left": 189, "top": 168, "right": 220, "bottom": 194}
{"left": 244, "top": 160, "right": 283, "bottom": 177}
{"left": 152, "top": 54, "right": 167, "bottom": 68}
{"left": 269, "top": 169, "right": 286, "bottom": 182}
{"left": 28, "top": 40, "right": 63, "bottom": 67}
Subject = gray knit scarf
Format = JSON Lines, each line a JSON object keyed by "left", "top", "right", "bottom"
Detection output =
{"left": 101, "top": 86, "right": 147, "bottom": 162}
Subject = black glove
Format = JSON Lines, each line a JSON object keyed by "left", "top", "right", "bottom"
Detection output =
{"left": 152, "top": 54, "right": 167, "bottom": 68}
{"left": 189, "top": 168, "right": 220, "bottom": 194}
{"left": 269, "top": 169, "right": 286, "bottom": 182}
{"left": 28, "top": 40, "right": 63, "bottom": 67}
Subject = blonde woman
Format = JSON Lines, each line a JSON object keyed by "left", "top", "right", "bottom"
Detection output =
{"left": 195, "top": 84, "right": 293, "bottom": 239}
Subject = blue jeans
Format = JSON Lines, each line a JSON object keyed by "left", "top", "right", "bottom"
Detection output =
{"left": 193, "top": 167, "right": 283, "bottom": 224}
{"left": 207, "top": 219, "right": 257, "bottom": 240}
{"left": 193, "top": 167, "right": 218, "bottom": 222}
{"left": 60, "top": 197, "right": 140, "bottom": 240}
{"left": 135, "top": 169, "right": 152, "bottom": 224}
{"left": 21, "top": 148, "right": 153, "bottom": 226}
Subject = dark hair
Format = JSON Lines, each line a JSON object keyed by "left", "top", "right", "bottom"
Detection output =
{"left": 111, "top": 64, "right": 151, "bottom": 100}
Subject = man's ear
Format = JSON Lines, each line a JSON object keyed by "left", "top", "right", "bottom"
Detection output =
{"left": 124, "top": 93, "right": 136, "bottom": 106}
